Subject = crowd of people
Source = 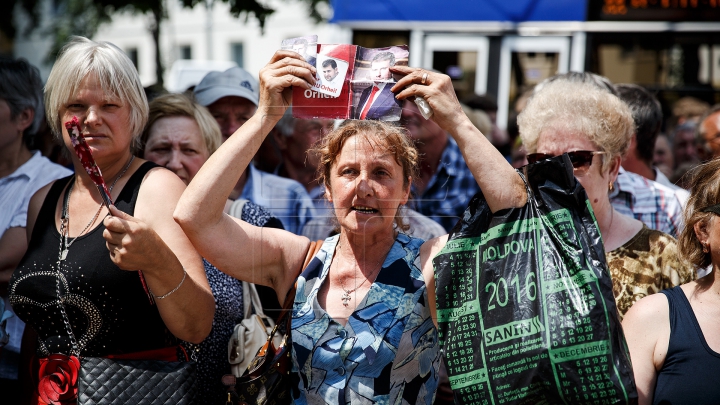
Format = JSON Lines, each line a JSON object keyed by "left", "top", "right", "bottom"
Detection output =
{"left": 1, "top": 35, "right": 719, "bottom": 405}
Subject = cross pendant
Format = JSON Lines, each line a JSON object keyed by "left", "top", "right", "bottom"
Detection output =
{"left": 341, "top": 291, "right": 351, "bottom": 307}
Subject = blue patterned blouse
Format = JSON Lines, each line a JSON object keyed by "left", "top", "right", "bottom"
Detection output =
{"left": 291, "top": 234, "right": 440, "bottom": 405}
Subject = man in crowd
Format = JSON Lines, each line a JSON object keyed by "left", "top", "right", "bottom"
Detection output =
{"left": 698, "top": 105, "right": 720, "bottom": 160}
{"left": 0, "top": 58, "right": 72, "bottom": 401}
{"left": 401, "top": 99, "right": 480, "bottom": 232}
{"left": 615, "top": 83, "right": 686, "bottom": 192}
{"left": 353, "top": 52, "right": 402, "bottom": 121}
{"left": 604, "top": 84, "right": 687, "bottom": 238}
{"left": 194, "top": 67, "right": 315, "bottom": 234}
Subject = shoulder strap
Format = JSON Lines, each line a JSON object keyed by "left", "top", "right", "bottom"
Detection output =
{"left": 279, "top": 239, "right": 324, "bottom": 312}
{"left": 242, "top": 281, "right": 265, "bottom": 318}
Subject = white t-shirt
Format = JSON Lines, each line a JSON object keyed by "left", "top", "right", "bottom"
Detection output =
{"left": 0, "top": 151, "right": 72, "bottom": 235}
{"left": 0, "top": 151, "right": 71, "bottom": 380}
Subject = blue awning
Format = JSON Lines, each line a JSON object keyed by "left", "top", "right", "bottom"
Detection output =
{"left": 331, "top": 0, "right": 587, "bottom": 23}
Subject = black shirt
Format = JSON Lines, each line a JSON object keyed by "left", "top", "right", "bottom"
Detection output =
{"left": 10, "top": 162, "right": 175, "bottom": 357}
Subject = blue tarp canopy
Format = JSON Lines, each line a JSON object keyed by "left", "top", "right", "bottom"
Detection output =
{"left": 331, "top": 0, "right": 587, "bottom": 23}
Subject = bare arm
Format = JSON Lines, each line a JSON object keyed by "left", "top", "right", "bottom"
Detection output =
{"left": 175, "top": 51, "right": 316, "bottom": 301}
{"left": 0, "top": 227, "right": 27, "bottom": 284}
{"left": 392, "top": 67, "right": 526, "bottom": 213}
{"left": 622, "top": 293, "right": 670, "bottom": 405}
{"left": 103, "top": 168, "right": 214, "bottom": 343}
{"left": 4, "top": 182, "right": 56, "bottom": 284}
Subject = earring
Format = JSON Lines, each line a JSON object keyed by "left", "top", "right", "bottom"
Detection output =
{"left": 608, "top": 182, "right": 614, "bottom": 192}
{"left": 703, "top": 243, "right": 709, "bottom": 253}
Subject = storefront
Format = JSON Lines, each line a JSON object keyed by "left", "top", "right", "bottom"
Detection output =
{"left": 331, "top": 0, "right": 720, "bottom": 129}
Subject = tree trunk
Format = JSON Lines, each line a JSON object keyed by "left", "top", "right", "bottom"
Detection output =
{"left": 150, "top": 4, "right": 164, "bottom": 88}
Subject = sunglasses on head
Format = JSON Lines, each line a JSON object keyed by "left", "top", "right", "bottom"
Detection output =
{"left": 526, "top": 150, "right": 607, "bottom": 174}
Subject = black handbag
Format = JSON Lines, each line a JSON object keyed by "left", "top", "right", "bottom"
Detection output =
{"left": 78, "top": 355, "right": 198, "bottom": 405}
{"left": 223, "top": 240, "right": 323, "bottom": 405}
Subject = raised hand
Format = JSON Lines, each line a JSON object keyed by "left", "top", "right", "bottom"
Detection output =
{"left": 257, "top": 50, "right": 316, "bottom": 120}
{"left": 390, "top": 66, "right": 471, "bottom": 134}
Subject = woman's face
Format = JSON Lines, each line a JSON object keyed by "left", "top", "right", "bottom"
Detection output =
{"left": 143, "top": 116, "right": 210, "bottom": 184}
{"left": 536, "top": 126, "right": 619, "bottom": 214}
{"left": 61, "top": 74, "right": 133, "bottom": 162}
{"left": 327, "top": 134, "right": 410, "bottom": 237}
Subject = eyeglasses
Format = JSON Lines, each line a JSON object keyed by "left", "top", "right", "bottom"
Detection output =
{"left": 526, "top": 150, "right": 607, "bottom": 176}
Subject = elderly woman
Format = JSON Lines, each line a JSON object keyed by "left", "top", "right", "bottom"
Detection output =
{"left": 516, "top": 78, "right": 693, "bottom": 319}
{"left": 140, "top": 93, "right": 221, "bottom": 185}
{"left": 623, "top": 159, "right": 720, "bottom": 404}
{"left": 175, "top": 51, "right": 525, "bottom": 403}
{"left": 9, "top": 37, "right": 214, "bottom": 403}
{"left": 140, "top": 92, "right": 283, "bottom": 405}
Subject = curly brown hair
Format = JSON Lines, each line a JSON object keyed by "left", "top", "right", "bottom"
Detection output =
{"left": 679, "top": 158, "right": 720, "bottom": 269}
{"left": 313, "top": 120, "right": 419, "bottom": 232}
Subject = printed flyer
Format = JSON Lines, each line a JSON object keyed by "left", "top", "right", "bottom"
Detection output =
{"left": 282, "top": 37, "right": 408, "bottom": 121}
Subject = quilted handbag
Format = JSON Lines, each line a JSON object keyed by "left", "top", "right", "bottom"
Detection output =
{"left": 77, "top": 349, "right": 198, "bottom": 405}
{"left": 223, "top": 240, "right": 323, "bottom": 405}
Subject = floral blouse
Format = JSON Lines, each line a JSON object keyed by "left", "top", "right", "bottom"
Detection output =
{"left": 291, "top": 234, "right": 440, "bottom": 405}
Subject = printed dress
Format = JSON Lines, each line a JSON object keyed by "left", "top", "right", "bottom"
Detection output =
{"left": 291, "top": 234, "right": 440, "bottom": 405}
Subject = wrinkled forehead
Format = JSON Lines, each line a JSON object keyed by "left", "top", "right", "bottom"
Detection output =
{"left": 337, "top": 133, "right": 397, "bottom": 162}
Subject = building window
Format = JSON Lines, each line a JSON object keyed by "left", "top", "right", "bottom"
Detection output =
{"left": 127, "top": 48, "right": 139, "bottom": 69}
{"left": 180, "top": 45, "right": 192, "bottom": 60}
{"left": 231, "top": 43, "right": 244, "bottom": 68}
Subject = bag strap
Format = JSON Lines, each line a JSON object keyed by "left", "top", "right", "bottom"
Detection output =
{"left": 270, "top": 239, "right": 323, "bottom": 332}
{"left": 242, "top": 281, "right": 265, "bottom": 318}
{"left": 279, "top": 239, "right": 323, "bottom": 310}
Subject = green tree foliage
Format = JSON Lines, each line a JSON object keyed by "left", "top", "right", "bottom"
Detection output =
{"left": 5, "top": 0, "right": 329, "bottom": 86}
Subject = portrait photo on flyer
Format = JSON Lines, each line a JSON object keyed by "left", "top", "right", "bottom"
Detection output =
{"left": 350, "top": 45, "right": 408, "bottom": 122}
{"left": 313, "top": 54, "right": 349, "bottom": 98}
{"left": 280, "top": 35, "right": 318, "bottom": 66}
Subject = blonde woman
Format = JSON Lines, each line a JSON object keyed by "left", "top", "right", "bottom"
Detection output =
{"left": 10, "top": 37, "right": 213, "bottom": 404}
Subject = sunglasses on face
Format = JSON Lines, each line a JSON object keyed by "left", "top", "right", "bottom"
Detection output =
{"left": 526, "top": 150, "right": 607, "bottom": 175}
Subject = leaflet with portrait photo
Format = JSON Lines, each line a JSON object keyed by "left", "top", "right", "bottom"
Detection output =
{"left": 281, "top": 35, "right": 318, "bottom": 66}
{"left": 285, "top": 41, "right": 409, "bottom": 121}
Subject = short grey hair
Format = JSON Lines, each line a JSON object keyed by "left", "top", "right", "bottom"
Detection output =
{"left": 0, "top": 57, "right": 44, "bottom": 139}
{"left": 534, "top": 71, "right": 617, "bottom": 97}
{"left": 45, "top": 36, "right": 148, "bottom": 140}
{"left": 276, "top": 107, "right": 296, "bottom": 137}
{"left": 518, "top": 79, "right": 634, "bottom": 170}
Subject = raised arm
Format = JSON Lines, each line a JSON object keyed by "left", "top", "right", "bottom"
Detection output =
{"left": 391, "top": 67, "right": 526, "bottom": 213}
{"left": 174, "top": 51, "right": 316, "bottom": 301}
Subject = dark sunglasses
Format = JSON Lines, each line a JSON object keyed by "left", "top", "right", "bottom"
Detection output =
{"left": 527, "top": 150, "right": 606, "bottom": 174}
{"left": 701, "top": 203, "right": 720, "bottom": 216}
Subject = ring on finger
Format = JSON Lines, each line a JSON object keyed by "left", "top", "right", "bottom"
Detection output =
{"left": 421, "top": 72, "right": 428, "bottom": 85}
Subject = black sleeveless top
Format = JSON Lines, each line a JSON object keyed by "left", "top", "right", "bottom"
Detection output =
{"left": 653, "top": 286, "right": 720, "bottom": 404}
{"left": 10, "top": 162, "right": 175, "bottom": 357}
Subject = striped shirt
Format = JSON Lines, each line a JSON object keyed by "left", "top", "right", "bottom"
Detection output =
{"left": 411, "top": 137, "right": 480, "bottom": 232}
{"left": 610, "top": 168, "right": 689, "bottom": 238}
